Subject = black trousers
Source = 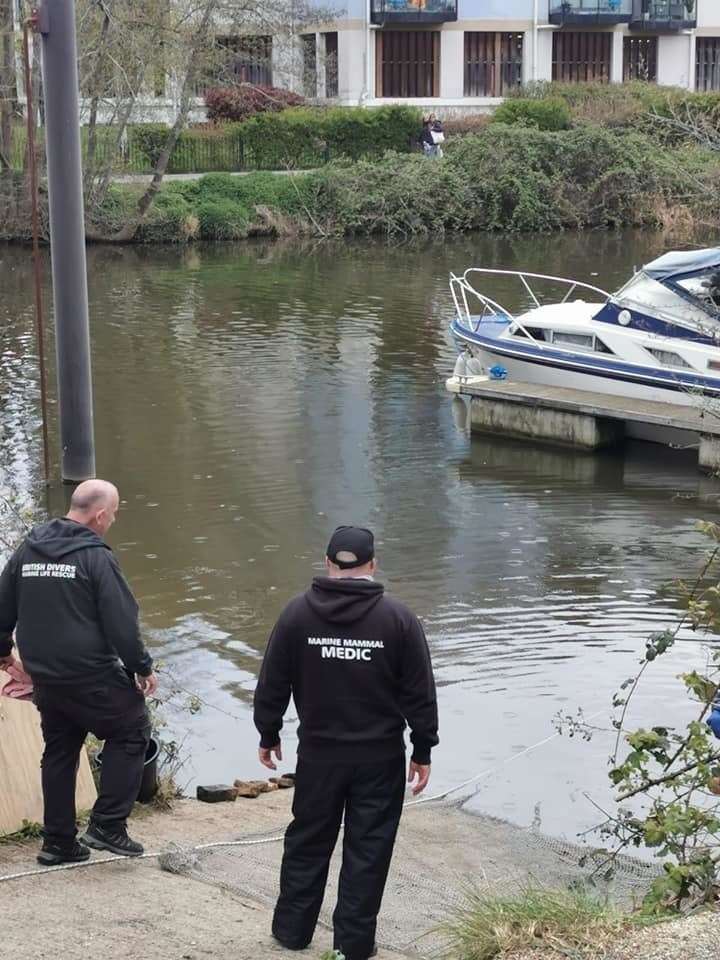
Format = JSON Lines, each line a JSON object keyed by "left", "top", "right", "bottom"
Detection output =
{"left": 273, "top": 755, "right": 406, "bottom": 960}
{"left": 34, "top": 679, "right": 150, "bottom": 847}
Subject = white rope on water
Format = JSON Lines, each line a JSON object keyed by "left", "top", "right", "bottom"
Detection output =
{"left": 0, "top": 708, "right": 606, "bottom": 884}
{"left": 407, "top": 708, "right": 606, "bottom": 807}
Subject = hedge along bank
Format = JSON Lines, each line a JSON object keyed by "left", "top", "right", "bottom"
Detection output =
{"left": 86, "top": 123, "right": 716, "bottom": 243}
{"left": 125, "top": 105, "right": 421, "bottom": 175}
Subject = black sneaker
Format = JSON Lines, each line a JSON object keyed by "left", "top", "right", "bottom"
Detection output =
{"left": 81, "top": 822, "right": 144, "bottom": 857}
{"left": 37, "top": 840, "right": 91, "bottom": 866}
{"left": 333, "top": 943, "right": 377, "bottom": 960}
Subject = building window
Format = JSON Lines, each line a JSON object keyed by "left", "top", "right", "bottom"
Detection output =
{"left": 301, "top": 34, "right": 317, "bottom": 98}
{"left": 324, "top": 32, "right": 339, "bottom": 98}
{"left": 375, "top": 30, "right": 440, "bottom": 98}
{"left": 214, "top": 35, "right": 273, "bottom": 88}
{"left": 697, "top": 38, "right": 720, "bottom": 92}
{"left": 464, "top": 33, "right": 523, "bottom": 97}
{"left": 552, "top": 31, "right": 612, "bottom": 83}
{"left": 624, "top": 36, "right": 657, "bottom": 82}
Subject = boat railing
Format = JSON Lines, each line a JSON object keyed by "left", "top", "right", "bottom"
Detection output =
{"left": 450, "top": 268, "right": 610, "bottom": 339}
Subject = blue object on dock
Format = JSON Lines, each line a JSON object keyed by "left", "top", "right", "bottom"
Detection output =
{"left": 489, "top": 364, "right": 508, "bottom": 381}
{"left": 707, "top": 708, "right": 720, "bottom": 739}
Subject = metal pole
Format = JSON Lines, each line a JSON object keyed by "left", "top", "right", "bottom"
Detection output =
{"left": 22, "top": 17, "right": 51, "bottom": 483}
{"left": 38, "top": 0, "right": 95, "bottom": 482}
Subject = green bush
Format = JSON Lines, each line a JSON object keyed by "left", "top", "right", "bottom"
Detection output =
{"left": 136, "top": 190, "right": 195, "bottom": 243}
{"left": 195, "top": 199, "right": 250, "bottom": 240}
{"left": 128, "top": 123, "right": 169, "bottom": 168}
{"left": 240, "top": 105, "right": 421, "bottom": 169}
{"left": 88, "top": 120, "right": 718, "bottom": 242}
{"left": 505, "top": 82, "right": 720, "bottom": 134}
{"left": 491, "top": 98, "right": 572, "bottom": 132}
{"left": 123, "top": 107, "right": 420, "bottom": 175}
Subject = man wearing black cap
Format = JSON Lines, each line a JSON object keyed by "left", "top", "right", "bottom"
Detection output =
{"left": 253, "top": 526, "right": 439, "bottom": 960}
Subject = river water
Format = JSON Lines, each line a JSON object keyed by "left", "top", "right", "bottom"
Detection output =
{"left": 1, "top": 230, "right": 719, "bottom": 841}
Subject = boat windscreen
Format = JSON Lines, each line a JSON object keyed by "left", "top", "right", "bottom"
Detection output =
{"left": 615, "top": 271, "right": 720, "bottom": 328}
{"left": 674, "top": 270, "right": 720, "bottom": 316}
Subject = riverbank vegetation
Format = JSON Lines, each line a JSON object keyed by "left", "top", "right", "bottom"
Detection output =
{"left": 82, "top": 120, "right": 715, "bottom": 242}
{"left": 79, "top": 84, "right": 720, "bottom": 242}
{"left": 4, "top": 83, "right": 720, "bottom": 243}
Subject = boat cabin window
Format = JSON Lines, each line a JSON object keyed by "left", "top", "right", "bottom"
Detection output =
{"left": 550, "top": 331, "right": 614, "bottom": 354}
{"left": 552, "top": 332, "right": 594, "bottom": 350}
{"left": 511, "top": 326, "right": 547, "bottom": 340}
{"left": 511, "top": 327, "right": 614, "bottom": 354}
{"left": 646, "top": 348, "right": 691, "bottom": 370}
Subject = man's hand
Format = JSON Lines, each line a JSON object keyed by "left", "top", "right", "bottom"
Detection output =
{"left": 0, "top": 653, "right": 14, "bottom": 672}
{"left": 408, "top": 761, "right": 431, "bottom": 796}
{"left": 136, "top": 671, "right": 158, "bottom": 697}
{"left": 259, "top": 743, "right": 282, "bottom": 771}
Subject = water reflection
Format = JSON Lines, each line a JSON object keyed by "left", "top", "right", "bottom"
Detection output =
{"left": 1, "top": 232, "right": 719, "bottom": 840}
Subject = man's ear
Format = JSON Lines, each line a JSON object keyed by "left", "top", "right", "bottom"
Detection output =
{"left": 324, "top": 555, "right": 331, "bottom": 572}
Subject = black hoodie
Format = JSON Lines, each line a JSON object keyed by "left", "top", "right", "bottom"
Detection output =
{"left": 253, "top": 577, "right": 439, "bottom": 764}
{"left": 0, "top": 518, "right": 152, "bottom": 684}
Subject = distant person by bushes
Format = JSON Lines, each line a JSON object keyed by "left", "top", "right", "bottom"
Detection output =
{"left": 205, "top": 85, "right": 305, "bottom": 123}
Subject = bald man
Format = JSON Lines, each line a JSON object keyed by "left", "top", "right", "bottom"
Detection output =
{"left": 0, "top": 479, "right": 157, "bottom": 865}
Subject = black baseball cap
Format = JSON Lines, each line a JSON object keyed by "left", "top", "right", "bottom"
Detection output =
{"left": 326, "top": 525, "right": 375, "bottom": 569}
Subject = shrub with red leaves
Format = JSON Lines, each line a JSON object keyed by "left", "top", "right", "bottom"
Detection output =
{"left": 205, "top": 85, "right": 305, "bottom": 123}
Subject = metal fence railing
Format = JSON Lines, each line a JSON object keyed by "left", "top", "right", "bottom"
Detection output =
{"left": 7, "top": 126, "right": 255, "bottom": 175}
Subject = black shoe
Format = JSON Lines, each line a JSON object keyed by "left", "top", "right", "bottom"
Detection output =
{"left": 334, "top": 945, "right": 378, "bottom": 960}
{"left": 37, "top": 840, "right": 91, "bottom": 866}
{"left": 272, "top": 934, "right": 312, "bottom": 951}
{"left": 81, "top": 822, "right": 144, "bottom": 857}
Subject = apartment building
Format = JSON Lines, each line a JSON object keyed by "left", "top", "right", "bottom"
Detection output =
{"left": 274, "top": 0, "right": 720, "bottom": 108}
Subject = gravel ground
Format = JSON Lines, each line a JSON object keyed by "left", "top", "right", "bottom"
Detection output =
{"left": 0, "top": 796, "right": 717, "bottom": 960}
{"left": 603, "top": 911, "right": 719, "bottom": 960}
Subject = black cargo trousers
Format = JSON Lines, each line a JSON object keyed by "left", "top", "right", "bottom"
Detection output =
{"left": 273, "top": 755, "right": 406, "bottom": 960}
{"left": 33, "top": 678, "right": 151, "bottom": 847}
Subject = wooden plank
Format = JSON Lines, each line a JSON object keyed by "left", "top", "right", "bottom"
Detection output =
{"left": 0, "top": 675, "right": 97, "bottom": 836}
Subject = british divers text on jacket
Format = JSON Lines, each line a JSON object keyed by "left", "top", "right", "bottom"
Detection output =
{"left": 21, "top": 563, "right": 77, "bottom": 579}
{"left": 308, "top": 636, "right": 385, "bottom": 661}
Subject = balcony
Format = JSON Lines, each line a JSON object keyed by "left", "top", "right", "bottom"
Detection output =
{"left": 370, "top": 0, "right": 458, "bottom": 25}
{"left": 549, "top": 0, "right": 632, "bottom": 26}
{"left": 630, "top": 0, "right": 697, "bottom": 30}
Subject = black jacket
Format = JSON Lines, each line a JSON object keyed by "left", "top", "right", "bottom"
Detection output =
{"left": 253, "top": 577, "right": 439, "bottom": 765}
{"left": 0, "top": 518, "right": 153, "bottom": 684}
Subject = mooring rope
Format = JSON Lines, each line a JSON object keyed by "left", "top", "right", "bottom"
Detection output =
{"left": 0, "top": 707, "right": 607, "bottom": 884}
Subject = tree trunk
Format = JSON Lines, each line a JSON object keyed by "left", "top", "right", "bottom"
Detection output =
{"left": 85, "top": 4, "right": 112, "bottom": 178}
{"left": 0, "top": 0, "right": 18, "bottom": 170}
{"left": 107, "top": 0, "right": 218, "bottom": 242}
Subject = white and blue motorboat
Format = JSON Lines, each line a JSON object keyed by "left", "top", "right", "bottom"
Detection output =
{"left": 450, "top": 250, "right": 720, "bottom": 444}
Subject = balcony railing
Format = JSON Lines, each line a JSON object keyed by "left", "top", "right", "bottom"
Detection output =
{"left": 549, "top": 0, "right": 632, "bottom": 26}
{"left": 370, "top": 0, "right": 458, "bottom": 24}
{"left": 630, "top": 0, "right": 697, "bottom": 30}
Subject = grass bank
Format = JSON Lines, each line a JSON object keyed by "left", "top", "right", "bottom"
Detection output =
{"left": 442, "top": 885, "right": 640, "bottom": 960}
{"left": 84, "top": 121, "right": 717, "bottom": 243}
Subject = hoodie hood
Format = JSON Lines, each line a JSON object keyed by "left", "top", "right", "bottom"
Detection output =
{"left": 25, "top": 518, "right": 109, "bottom": 560}
{"left": 307, "top": 576, "right": 384, "bottom": 624}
